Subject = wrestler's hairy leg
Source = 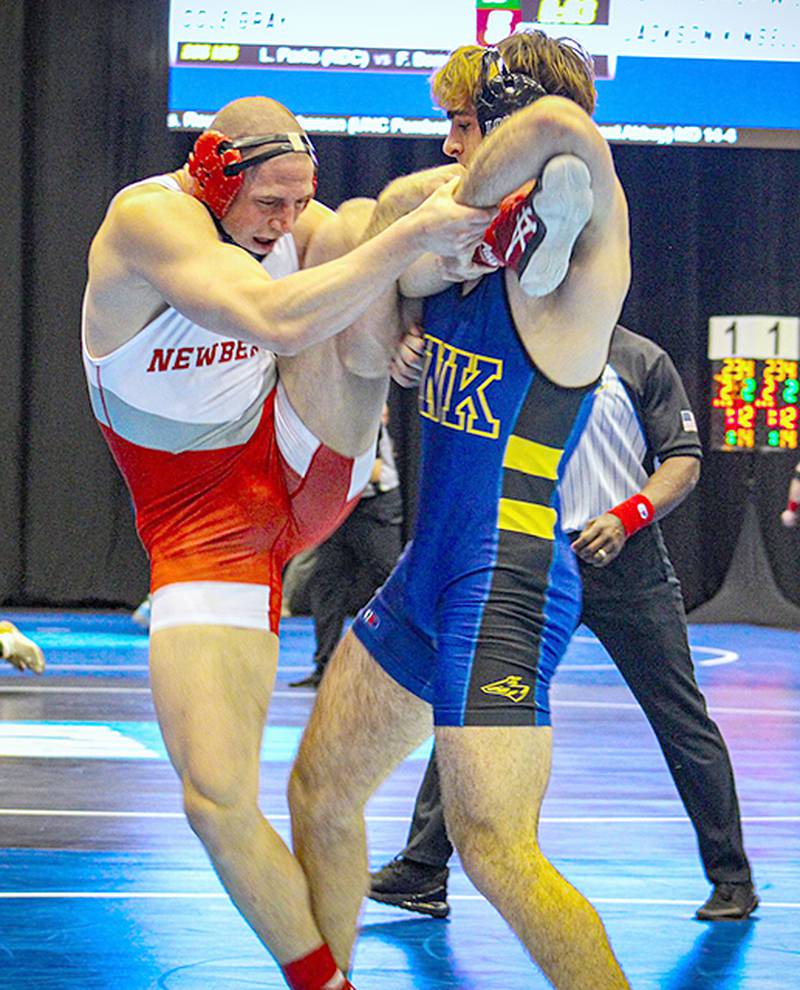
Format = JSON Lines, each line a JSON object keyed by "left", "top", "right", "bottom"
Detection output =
{"left": 278, "top": 198, "right": 402, "bottom": 459}
{"left": 289, "top": 631, "right": 433, "bottom": 970}
{"left": 149, "top": 625, "right": 324, "bottom": 963}
{"left": 436, "top": 726, "right": 630, "bottom": 990}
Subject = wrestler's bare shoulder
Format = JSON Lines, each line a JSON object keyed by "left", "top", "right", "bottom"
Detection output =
{"left": 97, "top": 172, "right": 210, "bottom": 249}
{"left": 85, "top": 175, "right": 201, "bottom": 357}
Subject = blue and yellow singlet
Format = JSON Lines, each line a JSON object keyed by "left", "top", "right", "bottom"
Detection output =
{"left": 353, "top": 271, "right": 597, "bottom": 726}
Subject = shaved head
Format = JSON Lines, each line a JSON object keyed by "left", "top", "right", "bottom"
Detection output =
{"left": 210, "top": 97, "right": 304, "bottom": 146}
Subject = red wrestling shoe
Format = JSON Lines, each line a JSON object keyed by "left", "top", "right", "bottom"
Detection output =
{"left": 282, "top": 945, "right": 356, "bottom": 990}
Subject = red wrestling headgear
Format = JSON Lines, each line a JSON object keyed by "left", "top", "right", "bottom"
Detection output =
{"left": 188, "top": 130, "right": 319, "bottom": 219}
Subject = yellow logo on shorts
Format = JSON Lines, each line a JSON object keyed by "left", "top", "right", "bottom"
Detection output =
{"left": 480, "top": 675, "right": 531, "bottom": 703}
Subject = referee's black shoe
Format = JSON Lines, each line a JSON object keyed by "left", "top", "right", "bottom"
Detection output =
{"left": 696, "top": 881, "right": 759, "bottom": 921}
{"left": 368, "top": 857, "right": 450, "bottom": 918}
{"left": 289, "top": 668, "right": 322, "bottom": 689}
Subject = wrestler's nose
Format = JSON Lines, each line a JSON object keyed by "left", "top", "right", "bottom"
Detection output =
{"left": 269, "top": 205, "right": 295, "bottom": 234}
{"left": 443, "top": 132, "right": 462, "bottom": 161}
{"left": 442, "top": 123, "right": 463, "bottom": 162}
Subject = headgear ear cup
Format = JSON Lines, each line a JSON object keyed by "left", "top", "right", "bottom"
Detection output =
{"left": 187, "top": 130, "right": 245, "bottom": 219}
{"left": 474, "top": 48, "right": 548, "bottom": 135}
{"left": 188, "top": 130, "right": 320, "bottom": 220}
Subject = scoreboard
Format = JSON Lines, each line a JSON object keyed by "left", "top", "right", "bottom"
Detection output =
{"left": 709, "top": 316, "right": 800, "bottom": 452}
{"left": 168, "top": 1, "right": 800, "bottom": 148}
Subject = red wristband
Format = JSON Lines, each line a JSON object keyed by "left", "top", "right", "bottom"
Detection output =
{"left": 608, "top": 493, "right": 655, "bottom": 537}
{"left": 788, "top": 499, "right": 799, "bottom": 514}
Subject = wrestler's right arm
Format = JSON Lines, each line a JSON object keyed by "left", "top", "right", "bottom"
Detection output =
{"left": 89, "top": 180, "right": 491, "bottom": 355}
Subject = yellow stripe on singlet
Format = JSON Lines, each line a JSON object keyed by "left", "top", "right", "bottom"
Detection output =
{"left": 502, "top": 435, "right": 562, "bottom": 479}
{"left": 497, "top": 499, "right": 557, "bottom": 540}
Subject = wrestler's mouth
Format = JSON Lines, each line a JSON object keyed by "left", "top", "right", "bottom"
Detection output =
{"left": 253, "top": 237, "right": 277, "bottom": 252}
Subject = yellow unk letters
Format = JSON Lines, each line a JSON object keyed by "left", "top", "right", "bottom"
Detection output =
{"left": 419, "top": 335, "right": 502, "bottom": 438}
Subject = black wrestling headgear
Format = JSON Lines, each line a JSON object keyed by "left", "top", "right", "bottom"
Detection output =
{"left": 474, "top": 48, "right": 547, "bottom": 136}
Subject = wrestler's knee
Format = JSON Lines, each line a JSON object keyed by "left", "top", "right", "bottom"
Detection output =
{"left": 288, "top": 767, "right": 356, "bottom": 855}
{"left": 181, "top": 767, "right": 258, "bottom": 860}
{"left": 447, "top": 809, "right": 545, "bottom": 897}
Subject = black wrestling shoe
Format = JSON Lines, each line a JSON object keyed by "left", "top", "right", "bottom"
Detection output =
{"left": 289, "top": 669, "right": 322, "bottom": 689}
{"left": 696, "top": 882, "right": 759, "bottom": 921}
{"left": 368, "top": 857, "right": 450, "bottom": 918}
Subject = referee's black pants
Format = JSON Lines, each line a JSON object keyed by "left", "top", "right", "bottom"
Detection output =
{"left": 397, "top": 525, "right": 751, "bottom": 886}
{"left": 310, "top": 487, "right": 403, "bottom": 672}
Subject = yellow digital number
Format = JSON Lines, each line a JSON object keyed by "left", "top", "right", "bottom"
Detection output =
{"left": 537, "top": 0, "right": 598, "bottom": 26}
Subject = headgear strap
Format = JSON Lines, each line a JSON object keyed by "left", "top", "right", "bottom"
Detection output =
{"left": 223, "top": 132, "right": 319, "bottom": 174}
{"left": 474, "top": 48, "right": 547, "bottom": 136}
{"left": 188, "top": 130, "right": 319, "bottom": 219}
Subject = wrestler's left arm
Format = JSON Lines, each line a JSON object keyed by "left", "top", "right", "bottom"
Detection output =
{"left": 402, "top": 97, "right": 621, "bottom": 299}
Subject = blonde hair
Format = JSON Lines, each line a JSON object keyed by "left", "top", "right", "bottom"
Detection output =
{"left": 431, "top": 30, "right": 596, "bottom": 116}
{"left": 431, "top": 45, "right": 487, "bottom": 115}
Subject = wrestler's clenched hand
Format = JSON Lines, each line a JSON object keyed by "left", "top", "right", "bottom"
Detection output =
{"left": 411, "top": 178, "right": 495, "bottom": 259}
{"left": 391, "top": 324, "right": 426, "bottom": 388}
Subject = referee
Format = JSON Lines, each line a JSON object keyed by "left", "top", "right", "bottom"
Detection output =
{"left": 369, "top": 325, "right": 757, "bottom": 922}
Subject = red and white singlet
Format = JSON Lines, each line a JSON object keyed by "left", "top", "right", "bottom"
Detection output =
{"left": 82, "top": 175, "right": 373, "bottom": 633}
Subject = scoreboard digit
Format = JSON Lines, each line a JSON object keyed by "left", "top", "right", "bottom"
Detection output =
{"left": 709, "top": 316, "right": 800, "bottom": 451}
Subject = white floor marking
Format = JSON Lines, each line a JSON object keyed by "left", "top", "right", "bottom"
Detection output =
{"left": 562, "top": 644, "right": 739, "bottom": 670}
{"left": 0, "top": 808, "right": 797, "bottom": 825}
{"left": 45, "top": 664, "right": 150, "bottom": 672}
{"left": 1, "top": 683, "right": 797, "bottom": 718}
{"left": 0, "top": 891, "right": 794, "bottom": 909}
{"left": 0, "top": 686, "right": 152, "bottom": 694}
{"left": 0, "top": 724, "right": 159, "bottom": 759}
{"left": 557, "top": 700, "right": 800, "bottom": 717}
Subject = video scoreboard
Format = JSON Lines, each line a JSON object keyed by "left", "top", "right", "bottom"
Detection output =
{"left": 168, "top": 1, "right": 800, "bottom": 147}
{"left": 709, "top": 316, "right": 800, "bottom": 452}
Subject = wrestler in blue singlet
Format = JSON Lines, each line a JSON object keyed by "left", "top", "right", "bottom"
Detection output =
{"left": 353, "top": 270, "right": 598, "bottom": 726}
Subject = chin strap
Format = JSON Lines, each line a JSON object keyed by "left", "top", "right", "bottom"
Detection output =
{"left": 205, "top": 207, "right": 268, "bottom": 261}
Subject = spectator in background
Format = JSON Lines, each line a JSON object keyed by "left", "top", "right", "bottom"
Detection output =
{"left": 780, "top": 460, "right": 800, "bottom": 526}
{"left": 290, "top": 407, "right": 403, "bottom": 689}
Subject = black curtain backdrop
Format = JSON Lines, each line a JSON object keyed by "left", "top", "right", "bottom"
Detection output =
{"left": 2, "top": 0, "right": 800, "bottom": 613}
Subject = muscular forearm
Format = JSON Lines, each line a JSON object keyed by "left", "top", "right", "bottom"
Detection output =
{"left": 639, "top": 455, "right": 701, "bottom": 521}
{"left": 238, "top": 209, "right": 455, "bottom": 355}
{"left": 120, "top": 175, "right": 489, "bottom": 359}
